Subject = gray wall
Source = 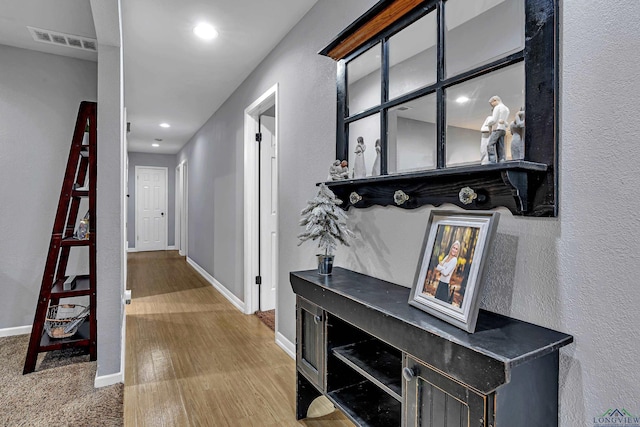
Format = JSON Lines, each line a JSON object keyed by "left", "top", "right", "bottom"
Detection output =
{"left": 127, "top": 152, "right": 177, "bottom": 248}
{"left": 391, "top": 117, "right": 436, "bottom": 171}
{"left": 179, "top": 0, "right": 640, "bottom": 424}
{"left": 446, "top": 125, "right": 482, "bottom": 165}
{"left": 95, "top": 40, "right": 125, "bottom": 378}
{"left": 177, "top": 0, "right": 379, "bottom": 321}
{"left": 0, "top": 45, "right": 97, "bottom": 329}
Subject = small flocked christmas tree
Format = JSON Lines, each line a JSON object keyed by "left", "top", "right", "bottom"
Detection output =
{"left": 298, "top": 184, "right": 355, "bottom": 256}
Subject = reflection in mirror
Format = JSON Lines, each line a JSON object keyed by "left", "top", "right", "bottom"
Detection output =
{"left": 388, "top": 11, "right": 437, "bottom": 100}
{"left": 388, "top": 93, "right": 437, "bottom": 174}
{"left": 347, "top": 43, "right": 381, "bottom": 115}
{"left": 445, "top": 0, "right": 524, "bottom": 77}
{"left": 445, "top": 62, "right": 524, "bottom": 166}
{"left": 348, "top": 114, "right": 380, "bottom": 179}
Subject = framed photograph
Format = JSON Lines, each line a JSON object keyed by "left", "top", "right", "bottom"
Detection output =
{"left": 409, "top": 210, "right": 500, "bottom": 333}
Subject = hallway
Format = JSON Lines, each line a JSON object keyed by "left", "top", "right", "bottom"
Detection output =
{"left": 124, "top": 251, "right": 352, "bottom": 426}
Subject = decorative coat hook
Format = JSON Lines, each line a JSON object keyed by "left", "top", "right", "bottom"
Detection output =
{"left": 459, "top": 187, "right": 478, "bottom": 205}
{"left": 349, "top": 192, "right": 363, "bottom": 204}
{"left": 394, "top": 190, "right": 409, "bottom": 206}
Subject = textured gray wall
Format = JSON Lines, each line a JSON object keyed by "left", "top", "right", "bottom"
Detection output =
{"left": 177, "top": 0, "right": 379, "bottom": 321}
{"left": 180, "top": 1, "right": 640, "bottom": 423}
{"left": 96, "top": 42, "right": 124, "bottom": 378}
{"left": 0, "top": 45, "right": 97, "bottom": 329}
{"left": 127, "top": 152, "right": 177, "bottom": 248}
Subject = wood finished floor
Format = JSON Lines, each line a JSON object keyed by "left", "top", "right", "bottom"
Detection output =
{"left": 125, "top": 251, "right": 353, "bottom": 427}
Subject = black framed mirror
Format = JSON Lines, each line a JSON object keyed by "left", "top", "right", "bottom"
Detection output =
{"left": 320, "top": 0, "right": 558, "bottom": 217}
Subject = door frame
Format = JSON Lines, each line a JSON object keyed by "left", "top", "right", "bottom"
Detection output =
{"left": 134, "top": 165, "right": 169, "bottom": 251}
{"left": 175, "top": 160, "right": 188, "bottom": 257}
{"left": 243, "top": 83, "right": 278, "bottom": 316}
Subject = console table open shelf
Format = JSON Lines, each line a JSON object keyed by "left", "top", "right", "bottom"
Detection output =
{"left": 291, "top": 267, "right": 573, "bottom": 427}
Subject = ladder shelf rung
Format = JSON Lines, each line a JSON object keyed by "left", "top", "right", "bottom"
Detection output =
{"left": 38, "top": 321, "right": 91, "bottom": 352}
{"left": 51, "top": 275, "right": 91, "bottom": 297}
{"left": 60, "top": 237, "right": 91, "bottom": 247}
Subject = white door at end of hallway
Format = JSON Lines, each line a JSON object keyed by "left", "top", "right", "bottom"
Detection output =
{"left": 136, "top": 167, "right": 167, "bottom": 252}
{"left": 259, "top": 116, "right": 277, "bottom": 311}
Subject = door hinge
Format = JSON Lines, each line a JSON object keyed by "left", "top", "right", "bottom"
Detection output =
{"left": 255, "top": 276, "right": 262, "bottom": 285}
{"left": 255, "top": 133, "right": 262, "bottom": 142}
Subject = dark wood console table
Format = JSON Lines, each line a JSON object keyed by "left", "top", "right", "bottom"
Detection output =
{"left": 290, "top": 267, "right": 573, "bottom": 427}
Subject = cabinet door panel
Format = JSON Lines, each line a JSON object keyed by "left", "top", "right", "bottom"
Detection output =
{"left": 419, "top": 381, "right": 469, "bottom": 427}
{"left": 296, "top": 297, "right": 325, "bottom": 390}
{"left": 404, "top": 356, "right": 486, "bottom": 427}
{"left": 301, "top": 309, "right": 319, "bottom": 369}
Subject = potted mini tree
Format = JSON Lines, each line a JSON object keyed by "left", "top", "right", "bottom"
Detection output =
{"left": 298, "top": 184, "right": 355, "bottom": 275}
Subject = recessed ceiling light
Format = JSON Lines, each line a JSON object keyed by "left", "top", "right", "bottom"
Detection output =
{"left": 152, "top": 143, "right": 160, "bottom": 147}
{"left": 159, "top": 123, "right": 170, "bottom": 128}
{"left": 456, "top": 96, "right": 470, "bottom": 104}
{"left": 193, "top": 23, "right": 218, "bottom": 40}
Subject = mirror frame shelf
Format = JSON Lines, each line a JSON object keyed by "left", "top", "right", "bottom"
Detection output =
{"left": 323, "top": 161, "right": 550, "bottom": 216}
{"left": 319, "top": 0, "right": 559, "bottom": 217}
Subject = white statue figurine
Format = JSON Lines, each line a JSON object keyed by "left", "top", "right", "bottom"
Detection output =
{"left": 328, "top": 159, "right": 349, "bottom": 181}
{"left": 480, "top": 116, "right": 493, "bottom": 165}
{"left": 353, "top": 136, "right": 366, "bottom": 178}
{"left": 371, "top": 139, "right": 381, "bottom": 176}
{"left": 510, "top": 108, "right": 525, "bottom": 160}
{"left": 339, "top": 160, "right": 349, "bottom": 178}
{"left": 328, "top": 160, "right": 341, "bottom": 181}
{"left": 485, "top": 96, "right": 510, "bottom": 163}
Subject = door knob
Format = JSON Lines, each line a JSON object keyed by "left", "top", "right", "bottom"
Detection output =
{"left": 161, "top": 212, "right": 165, "bottom": 216}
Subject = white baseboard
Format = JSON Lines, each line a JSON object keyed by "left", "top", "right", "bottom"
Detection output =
{"left": 276, "top": 332, "right": 295, "bottom": 359}
{"left": 127, "top": 247, "right": 176, "bottom": 253}
{"left": 94, "top": 371, "right": 123, "bottom": 388}
{"left": 127, "top": 246, "right": 177, "bottom": 252}
{"left": 187, "top": 257, "right": 245, "bottom": 313}
{"left": 0, "top": 325, "right": 32, "bottom": 337}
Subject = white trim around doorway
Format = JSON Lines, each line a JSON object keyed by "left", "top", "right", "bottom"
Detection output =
{"left": 243, "top": 83, "right": 279, "bottom": 318}
{"left": 175, "top": 160, "right": 188, "bottom": 257}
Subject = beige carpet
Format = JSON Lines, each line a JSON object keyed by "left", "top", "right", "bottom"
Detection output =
{"left": 0, "top": 334, "right": 123, "bottom": 426}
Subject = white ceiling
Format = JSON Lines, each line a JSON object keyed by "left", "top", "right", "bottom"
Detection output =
{"left": 0, "top": 0, "right": 97, "bottom": 61}
{"left": 0, "top": 0, "right": 318, "bottom": 154}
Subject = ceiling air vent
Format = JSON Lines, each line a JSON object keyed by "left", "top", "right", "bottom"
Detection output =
{"left": 51, "top": 34, "right": 67, "bottom": 45}
{"left": 67, "top": 37, "right": 83, "bottom": 48}
{"left": 27, "top": 26, "right": 97, "bottom": 52}
{"left": 32, "top": 29, "right": 51, "bottom": 42}
{"left": 82, "top": 40, "right": 97, "bottom": 51}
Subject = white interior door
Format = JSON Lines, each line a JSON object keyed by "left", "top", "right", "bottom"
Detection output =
{"left": 135, "top": 166, "right": 167, "bottom": 252}
{"left": 259, "top": 115, "right": 277, "bottom": 311}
